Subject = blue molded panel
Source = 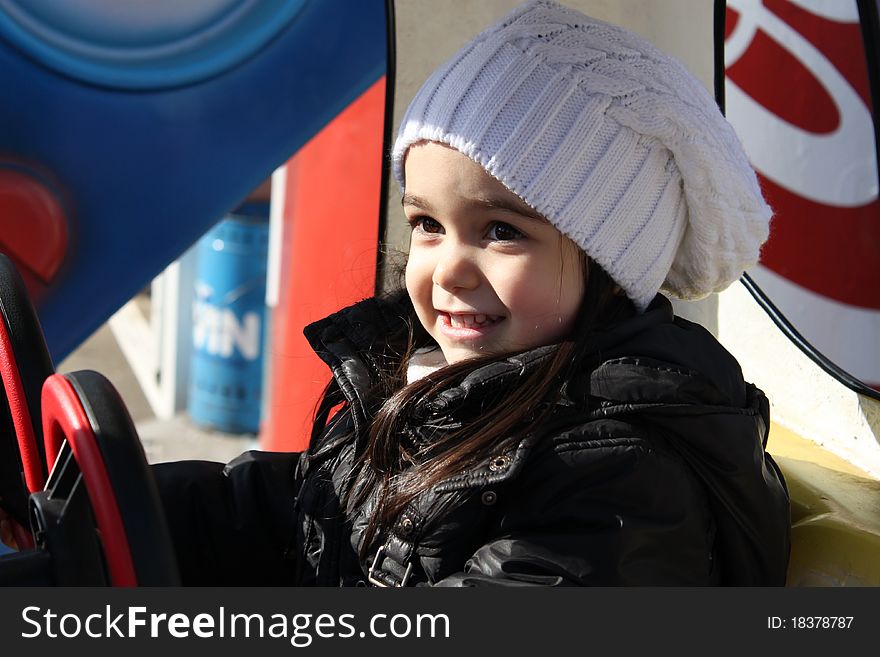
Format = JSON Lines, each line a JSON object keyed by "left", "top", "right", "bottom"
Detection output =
{"left": 0, "top": 0, "right": 308, "bottom": 89}
{"left": 0, "top": 0, "right": 387, "bottom": 360}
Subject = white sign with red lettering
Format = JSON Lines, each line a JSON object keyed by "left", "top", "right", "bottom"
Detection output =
{"left": 725, "top": 0, "right": 880, "bottom": 387}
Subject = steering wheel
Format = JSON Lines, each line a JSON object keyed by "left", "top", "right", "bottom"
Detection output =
{"left": 0, "top": 253, "right": 54, "bottom": 549}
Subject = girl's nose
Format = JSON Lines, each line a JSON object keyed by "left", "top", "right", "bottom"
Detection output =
{"left": 432, "top": 243, "right": 480, "bottom": 292}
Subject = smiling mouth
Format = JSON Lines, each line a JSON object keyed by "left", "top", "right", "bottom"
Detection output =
{"left": 442, "top": 312, "right": 504, "bottom": 329}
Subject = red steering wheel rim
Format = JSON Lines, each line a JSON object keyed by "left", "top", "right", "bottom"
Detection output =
{"left": 41, "top": 374, "right": 137, "bottom": 587}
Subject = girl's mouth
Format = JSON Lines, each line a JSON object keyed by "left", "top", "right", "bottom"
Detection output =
{"left": 438, "top": 312, "right": 504, "bottom": 339}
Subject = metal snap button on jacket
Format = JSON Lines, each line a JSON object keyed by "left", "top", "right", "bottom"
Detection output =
{"left": 488, "top": 455, "right": 511, "bottom": 472}
{"left": 481, "top": 490, "right": 497, "bottom": 506}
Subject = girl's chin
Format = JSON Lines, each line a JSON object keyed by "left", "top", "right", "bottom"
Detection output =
{"left": 438, "top": 342, "right": 503, "bottom": 365}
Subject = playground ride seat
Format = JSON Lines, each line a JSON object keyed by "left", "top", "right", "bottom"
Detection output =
{"left": 0, "top": 253, "right": 55, "bottom": 549}
{"left": 768, "top": 424, "right": 880, "bottom": 586}
{"left": 0, "top": 370, "right": 180, "bottom": 585}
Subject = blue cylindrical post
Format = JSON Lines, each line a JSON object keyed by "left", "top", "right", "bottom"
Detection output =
{"left": 188, "top": 202, "right": 269, "bottom": 434}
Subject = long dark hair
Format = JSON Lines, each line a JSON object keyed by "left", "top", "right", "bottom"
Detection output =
{"left": 321, "top": 256, "right": 633, "bottom": 557}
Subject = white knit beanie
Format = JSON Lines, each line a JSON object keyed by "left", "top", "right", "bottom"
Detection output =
{"left": 391, "top": 0, "right": 771, "bottom": 312}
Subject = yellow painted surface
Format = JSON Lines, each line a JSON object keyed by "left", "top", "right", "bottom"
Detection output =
{"left": 768, "top": 422, "right": 880, "bottom": 587}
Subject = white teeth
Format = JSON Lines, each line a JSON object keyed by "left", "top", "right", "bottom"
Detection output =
{"left": 447, "top": 313, "right": 498, "bottom": 328}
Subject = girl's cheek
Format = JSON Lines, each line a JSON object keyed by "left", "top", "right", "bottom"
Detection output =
{"left": 404, "top": 259, "right": 421, "bottom": 298}
{"left": 405, "top": 251, "right": 434, "bottom": 307}
{"left": 493, "top": 267, "right": 544, "bottom": 314}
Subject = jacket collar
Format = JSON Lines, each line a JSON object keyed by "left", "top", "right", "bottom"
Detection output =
{"left": 303, "top": 292, "right": 699, "bottom": 429}
{"left": 303, "top": 291, "right": 414, "bottom": 435}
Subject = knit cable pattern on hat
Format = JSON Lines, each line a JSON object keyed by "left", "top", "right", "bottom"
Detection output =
{"left": 392, "top": 0, "right": 771, "bottom": 312}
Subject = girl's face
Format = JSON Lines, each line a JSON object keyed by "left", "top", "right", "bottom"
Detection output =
{"left": 404, "top": 141, "right": 585, "bottom": 365}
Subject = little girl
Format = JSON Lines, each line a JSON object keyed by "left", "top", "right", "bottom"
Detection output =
{"left": 156, "top": 0, "right": 790, "bottom": 586}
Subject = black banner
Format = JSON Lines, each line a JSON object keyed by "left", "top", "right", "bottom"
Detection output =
{"left": 0, "top": 587, "right": 875, "bottom": 655}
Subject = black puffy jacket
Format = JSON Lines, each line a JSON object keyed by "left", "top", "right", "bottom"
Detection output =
{"left": 155, "top": 293, "right": 790, "bottom": 586}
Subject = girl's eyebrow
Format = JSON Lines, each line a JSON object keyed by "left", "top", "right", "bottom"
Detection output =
{"left": 402, "top": 193, "right": 547, "bottom": 223}
{"left": 401, "top": 193, "right": 431, "bottom": 209}
{"left": 473, "top": 196, "right": 548, "bottom": 223}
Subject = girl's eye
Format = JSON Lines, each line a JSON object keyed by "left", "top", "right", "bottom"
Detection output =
{"left": 410, "top": 216, "right": 443, "bottom": 234}
{"left": 487, "top": 221, "right": 525, "bottom": 241}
